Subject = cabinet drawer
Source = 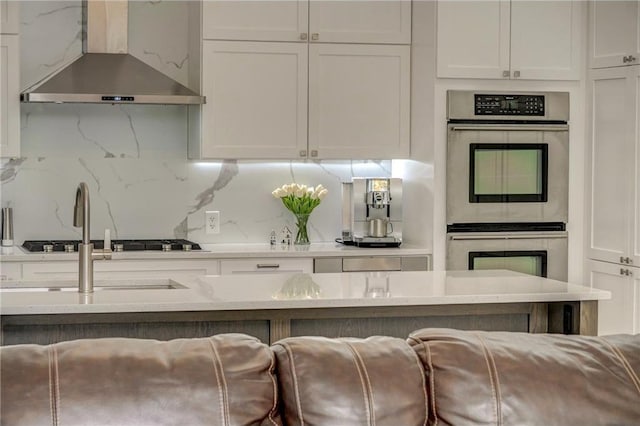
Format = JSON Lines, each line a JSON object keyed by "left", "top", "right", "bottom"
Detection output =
{"left": 0, "top": 263, "right": 21, "bottom": 281}
{"left": 21, "top": 260, "right": 219, "bottom": 281}
{"left": 220, "top": 258, "right": 313, "bottom": 275}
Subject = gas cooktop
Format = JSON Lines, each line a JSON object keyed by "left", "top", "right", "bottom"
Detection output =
{"left": 22, "top": 239, "right": 201, "bottom": 253}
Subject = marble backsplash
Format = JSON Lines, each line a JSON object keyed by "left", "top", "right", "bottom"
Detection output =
{"left": 0, "top": 1, "right": 395, "bottom": 245}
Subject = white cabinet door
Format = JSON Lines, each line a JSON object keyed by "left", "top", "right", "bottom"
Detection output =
{"left": 0, "top": 0, "right": 19, "bottom": 34}
{"left": 510, "top": 1, "right": 583, "bottom": 80}
{"left": 309, "top": 0, "right": 411, "bottom": 44}
{"left": 202, "top": 0, "right": 308, "bottom": 42}
{"left": 634, "top": 67, "right": 640, "bottom": 267}
{"left": 203, "top": 0, "right": 411, "bottom": 44}
{"left": 589, "top": 0, "right": 640, "bottom": 69}
{"left": 199, "top": 41, "right": 308, "bottom": 159}
{"left": 0, "top": 34, "right": 19, "bottom": 159}
{"left": 308, "top": 43, "right": 410, "bottom": 159}
{"left": 220, "top": 258, "right": 313, "bottom": 275}
{"left": 587, "top": 67, "right": 635, "bottom": 264}
{"left": 437, "top": 0, "right": 582, "bottom": 80}
{"left": 588, "top": 260, "right": 637, "bottom": 335}
{"left": 436, "top": 0, "right": 510, "bottom": 79}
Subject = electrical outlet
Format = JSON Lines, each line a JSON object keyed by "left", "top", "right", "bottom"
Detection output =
{"left": 205, "top": 211, "right": 220, "bottom": 234}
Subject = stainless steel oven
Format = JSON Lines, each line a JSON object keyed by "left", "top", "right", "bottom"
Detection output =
{"left": 447, "top": 91, "right": 569, "bottom": 224}
{"left": 446, "top": 224, "right": 568, "bottom": 280}
{"left": 446, "top": 91, "right": 570, "bottom": 280}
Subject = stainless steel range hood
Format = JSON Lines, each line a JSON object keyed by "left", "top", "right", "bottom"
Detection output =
{"left": 21, "top": 0, "right": 204, "bottom": 105}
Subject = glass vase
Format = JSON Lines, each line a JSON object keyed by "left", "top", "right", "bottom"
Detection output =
{"left": 294, "top": 213, "right": 310, "bottom": 245}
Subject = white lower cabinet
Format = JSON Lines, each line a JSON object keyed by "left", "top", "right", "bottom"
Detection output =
{"left": 19, "top": 260, "right": 219, "bottom": 281}
{"left": 219, "top": 258, "right": 313, "bottom": 275}
{"left": 588, "top": 260, "right": 639, "bottom": 335}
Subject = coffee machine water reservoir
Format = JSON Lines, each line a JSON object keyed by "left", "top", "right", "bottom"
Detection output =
{"left": 338, "top": 178, "right": 402, "bottom": 247}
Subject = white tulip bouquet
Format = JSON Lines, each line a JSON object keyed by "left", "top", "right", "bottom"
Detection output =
{"left": 272, "top": 183, "right": 328, "bottom": 244}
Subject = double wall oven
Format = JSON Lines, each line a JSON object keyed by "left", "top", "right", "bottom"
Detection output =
{"left": 446, "top": 91, "right": 570, "bottom": 280}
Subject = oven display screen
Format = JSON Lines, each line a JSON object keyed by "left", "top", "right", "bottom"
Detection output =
{"left": 469, "top": 251, "right": 547, "bottom": 277}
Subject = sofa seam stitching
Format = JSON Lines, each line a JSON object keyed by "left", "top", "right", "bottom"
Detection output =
{"left": 208, "top": 338, "right": 230, "bottom": 426}
{"left": 281, "top": 342, "right": 305, "bottom": 426}
{"left": 346, "top": 342, "right": 375, "bottom": 426}
{"left": 423, "top": 340, "right": 436, "bottom": 426}
{"left": 475, "top": 333, "right": 502, "bottom": 426}
{"left": 265, "top": 349, "right": 279, "bottom": 426}
{"left": 600, "top": 337, "right": 640, "bottom": 396}
{"left": 48, "top": 346, "right": 59, "bottom": 426}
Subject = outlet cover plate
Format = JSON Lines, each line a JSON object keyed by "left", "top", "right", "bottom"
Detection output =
{"left": 205, "top": 211, "right": 220, "bottom": 234}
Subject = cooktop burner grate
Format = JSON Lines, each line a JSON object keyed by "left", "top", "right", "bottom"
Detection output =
{"left": 22, "top": 239, "right": 201, "bottom": 252}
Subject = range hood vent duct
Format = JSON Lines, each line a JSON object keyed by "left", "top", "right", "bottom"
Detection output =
{"left": 21, "top": 0, "right": 204, "bottom": 105}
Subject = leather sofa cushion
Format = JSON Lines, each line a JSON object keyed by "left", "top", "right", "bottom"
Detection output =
{"left": 0, "top": 333, "right": 280, "bottom": 426}
{"left": 408, "top": 328, "right": 640, "bottom": 426}
{"left": 272, "top": 335, "right": 428, "bottom": 426}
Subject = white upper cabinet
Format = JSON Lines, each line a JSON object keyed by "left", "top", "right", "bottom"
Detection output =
{"left": 202, "top": 1, "right": 308, "bottom": 42}
{"left": 308, "top": 1, "right": 411, "bottom": 44}
{"left": 587, "top": 66, "right": 640, "bottom": 268}
{"left": 589, "top": 0, "right": 640, "bottom": 68}
{"left": 0, "top": 0, "right": 19, "bottom": 34}
{"left": 203, "top": 0, "right": 411, "bottom": 44}
{"left": 0, "top": 34, "right": 19, "bottom": 159}
{"left": 199, "top": 41, "right": 308, "bottom": 159}
{"left": 308, "top": 44, "right": 410, "bottom": 159}
{"left": 437, "top": 0, "right": 583, "bottom": 80}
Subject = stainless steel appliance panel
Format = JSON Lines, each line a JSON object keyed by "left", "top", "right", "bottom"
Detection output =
{"left": 447, "top": 125, "right": 569, "bottom": 224}
{"left": 446, "top": 231, "right": 568, "bottom": 281}
{"left": 447, "top": 91, "right": 569, "bottom": 122}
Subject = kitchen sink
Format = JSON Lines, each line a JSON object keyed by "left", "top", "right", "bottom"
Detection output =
{"left": 0, "top": 279, "right": 189, "bottom": 293}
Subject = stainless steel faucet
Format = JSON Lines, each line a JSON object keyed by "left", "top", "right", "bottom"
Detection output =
{"left": 73, "top": 182, "right": 111, "bottom": 293}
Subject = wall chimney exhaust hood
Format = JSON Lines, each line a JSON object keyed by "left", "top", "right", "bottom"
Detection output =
{"left": 21, "top": 0, "right": 205, "bottom": 105}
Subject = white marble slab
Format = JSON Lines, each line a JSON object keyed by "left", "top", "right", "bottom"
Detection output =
{"left": 0, "top": 270, "right": 611, "bottom": 315}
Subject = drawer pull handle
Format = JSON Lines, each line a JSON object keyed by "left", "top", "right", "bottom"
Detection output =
{"left": 257, "top": 264, "right": 280, "bottom": 269}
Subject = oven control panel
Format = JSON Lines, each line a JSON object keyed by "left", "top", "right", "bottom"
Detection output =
{"left": 474, "top": 94, "right": 545, "bottom": 116}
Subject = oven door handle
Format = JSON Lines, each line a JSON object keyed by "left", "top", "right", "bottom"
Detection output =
{"left": 449, "top": 124, "right": 568, "bottom": 132}
{"left": 449, "top": 234, "right": 568, "bottom": 241}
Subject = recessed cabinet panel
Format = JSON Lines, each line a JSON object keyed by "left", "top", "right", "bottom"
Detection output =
{"left": 308, "top": 44, "right": 410, "bottom": 159}
{"left": 510, "top": 1, "right": 582, "bottom": 80}
{"left": 436, "top": 0, "right": 510, "bottom": 79}
{"left": 589, "top": 0, "right": 640, "bottom": 69}
{"left": 588, "top": 66, "right": 640, "bottom": 267}
{"left": 589, "top": 71, "right": 631, "bottom": 263}
{"left": 309, "top": 0, "right": 411, "bottom": 44}
{"left": 202, "top": 1, "right": 308, "bottom": 42}
{"left": 635, "top": 69, "right": 640, "bottom": 267}
{"left": 0, "top": 0, "right": 19, "bottom": 34}
{"left": 201, "top": 41, "right": 308, "bottom": 159}
{"left": 0, "top": 34, "right": 19, "bottom": 159}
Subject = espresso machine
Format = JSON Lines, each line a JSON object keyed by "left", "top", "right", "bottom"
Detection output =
{"left": 338, "top": 178, "right": 402, "bottom": 247}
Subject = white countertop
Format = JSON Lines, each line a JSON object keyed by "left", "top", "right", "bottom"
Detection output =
{"left": 0, "top": 242, "right": 431, "bottom": 262}
{"left": 0, "top": 270, "right": 610, "bottom": 315}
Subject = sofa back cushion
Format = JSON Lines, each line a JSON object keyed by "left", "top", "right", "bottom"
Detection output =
{"left": 0, "top": 333, "right": 280, "bottom": 426}
{"left": 272, "top": 335, "right": 427, "bottom": 426}
{"left": 408, "top": 328, "right": 640, "bottom": 425}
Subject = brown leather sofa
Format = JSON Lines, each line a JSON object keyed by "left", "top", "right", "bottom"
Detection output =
{"left": 2, "top": 329, "right": 639, "bottom": 425}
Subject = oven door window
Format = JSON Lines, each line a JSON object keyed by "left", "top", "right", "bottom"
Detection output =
{"left": 469, "top": 250, "right": 547, "bottom": 277}
{"left": 470, "top": 143, "right": 548, "bottom": 203}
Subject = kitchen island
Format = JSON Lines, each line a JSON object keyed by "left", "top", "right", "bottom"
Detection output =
{"left": 0, "top": 270, "right": 610, "bottom": 345}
